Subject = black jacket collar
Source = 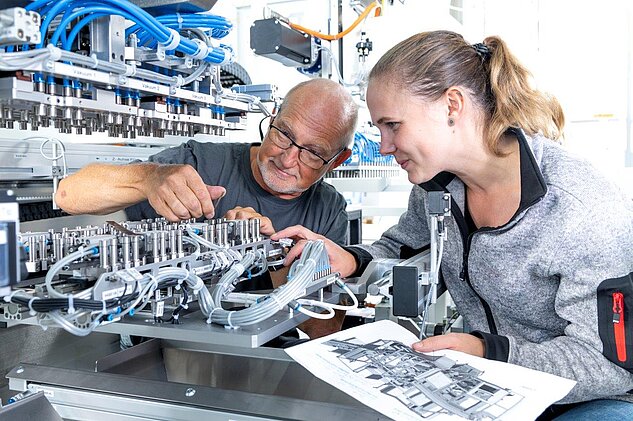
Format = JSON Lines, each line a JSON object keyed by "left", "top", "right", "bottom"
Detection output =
{"left": 513, "top": 128, "right": 547, "bottom": 211}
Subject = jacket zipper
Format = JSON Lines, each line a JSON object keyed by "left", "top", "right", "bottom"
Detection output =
{"left": 613, "top": 292, "right": 627, "bottom": 362}
{"left": 451, "top": 201, "right": 498, "bottom": 335}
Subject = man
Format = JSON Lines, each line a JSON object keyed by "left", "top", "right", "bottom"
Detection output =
{"left": 56, "top": 78, "right": 356, "bottom": 242}
{"left": 55, "top": 78, "right": 357, "bottom": 338}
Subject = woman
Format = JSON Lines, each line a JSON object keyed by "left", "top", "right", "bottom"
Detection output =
{"left": 272, "top": 30, "right": 633, "bottom": 419}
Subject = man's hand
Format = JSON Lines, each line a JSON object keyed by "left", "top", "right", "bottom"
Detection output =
{"left": 224, "top": 206, "right": 275, "bottom": 236}
{"left": 271, "top": 225, "right": 358, "bottom": 278}
{"left": 412, "top": 333, "right": 485, "bottom": 357}
{"left": 141, "top": 164, "right": 225, "bottom": 222}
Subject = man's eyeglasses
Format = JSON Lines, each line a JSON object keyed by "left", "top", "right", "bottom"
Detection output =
{"left": 267, "top": 123, "right": 345, "bottom": 170}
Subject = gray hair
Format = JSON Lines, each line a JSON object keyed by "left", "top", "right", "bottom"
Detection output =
{"left": 279, "top": 79, "right": 358, "bottom": 150}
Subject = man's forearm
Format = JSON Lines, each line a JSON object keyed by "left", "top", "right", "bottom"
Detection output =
{"left": 55, "top": 163, "right": 155, "bottom": 215}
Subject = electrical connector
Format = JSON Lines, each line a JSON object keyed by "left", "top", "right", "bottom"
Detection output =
{"left": 0, "top": 8, "right": 41, "bottom": 46}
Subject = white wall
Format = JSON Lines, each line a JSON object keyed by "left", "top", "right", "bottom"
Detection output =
{"left": 473, "top": 0, "right": 632, "bottom": 193}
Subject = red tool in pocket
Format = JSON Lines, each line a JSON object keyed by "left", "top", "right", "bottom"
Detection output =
{"left": 613, "top": 292, "right": 627, "bottom": 363}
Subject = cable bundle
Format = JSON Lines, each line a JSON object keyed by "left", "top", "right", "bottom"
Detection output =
{"left": 25, "top": 0, "right": 233, "bottom": 64}
{"left": 127, "top": 13, "right": 232, "bottom": 48}
{"left": 5, "top": 260, "right": 216, "bottom": 335}
{"left": 4, "top": 232, "right": 357, "bottom": 335}
{"left": 207, "top": 240, "right": 331, "bottom": 327}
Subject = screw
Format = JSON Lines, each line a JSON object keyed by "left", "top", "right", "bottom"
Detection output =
{"left": 16, "top": 366, "right": 24, "bottom": 374}
{"left": 185, "top": 388, "right": 196, "bottom": 397}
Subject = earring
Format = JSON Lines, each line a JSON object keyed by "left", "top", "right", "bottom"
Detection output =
{"left": 448, "top": 118, "right": 455, "bottom": 127}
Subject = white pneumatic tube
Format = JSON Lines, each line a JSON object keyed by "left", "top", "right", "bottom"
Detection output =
{"left": 207, "top": 241, "right": 328, "bottom": 327}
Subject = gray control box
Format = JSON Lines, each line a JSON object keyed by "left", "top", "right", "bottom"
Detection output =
{"left": 250, "top": 18, "right": 314, "bottom": 67}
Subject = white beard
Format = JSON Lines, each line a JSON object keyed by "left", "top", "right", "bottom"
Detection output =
{"left": 257, "top": 158, "right": 307, "bottom": 196}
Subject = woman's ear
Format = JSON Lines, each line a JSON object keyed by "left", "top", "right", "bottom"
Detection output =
{"left": 446, "top": 87, "right": 465, "bottom": 119}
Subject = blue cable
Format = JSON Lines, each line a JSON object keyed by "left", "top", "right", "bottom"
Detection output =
{"left": 136, "top": 31, "right": 155, "bottom": 48}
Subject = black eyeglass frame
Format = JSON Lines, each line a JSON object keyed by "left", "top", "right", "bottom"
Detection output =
{"left": 267, "top": 122, "right": 346, "bottom": 170}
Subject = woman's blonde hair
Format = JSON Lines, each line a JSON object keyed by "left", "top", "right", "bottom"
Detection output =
{"left": 369, "top": 30, "right": 564, "bottom": 155}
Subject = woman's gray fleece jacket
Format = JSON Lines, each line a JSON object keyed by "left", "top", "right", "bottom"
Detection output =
{"left": 348, "top": 129, "right": 633, "bottom": 403}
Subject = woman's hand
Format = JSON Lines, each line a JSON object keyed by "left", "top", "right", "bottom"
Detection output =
{"left": 271, "top": 225, "right": 358, "bottom": 278}
{"left": 412, "top": 333, "right": 485, "bottom": 357}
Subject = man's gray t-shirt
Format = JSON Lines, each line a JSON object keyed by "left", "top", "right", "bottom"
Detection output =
{"left": 126, "top": 140, "right": 348, "bottom": 245}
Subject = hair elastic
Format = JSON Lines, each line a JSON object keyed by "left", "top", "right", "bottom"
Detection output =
{"left": 472, "top": 43, "right": 491, "bottom": 60}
